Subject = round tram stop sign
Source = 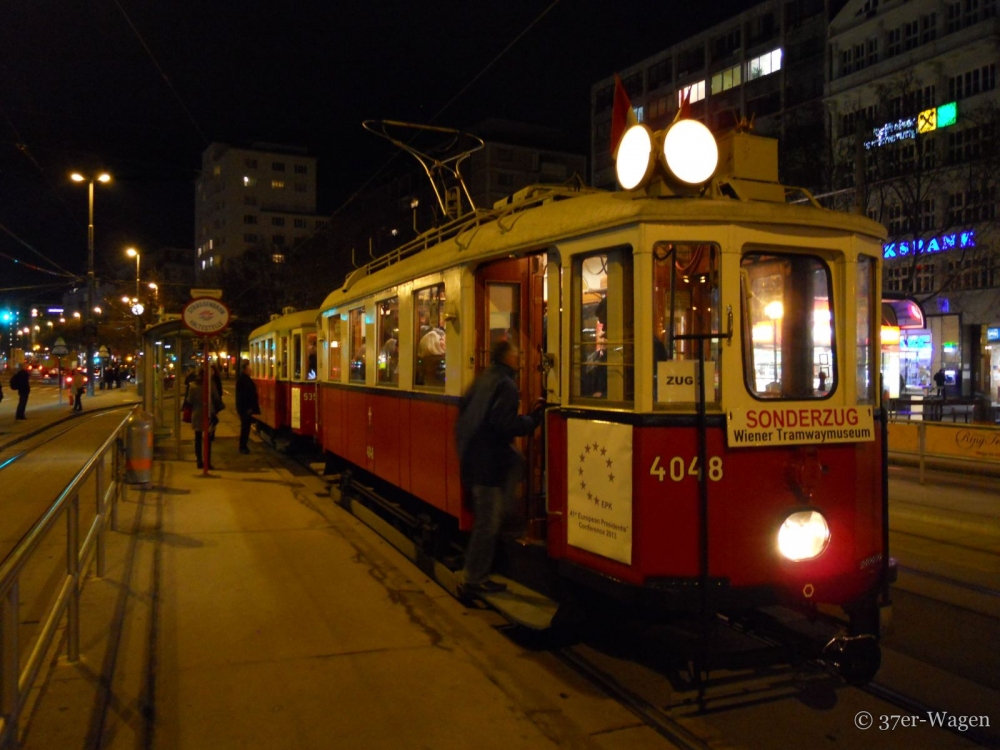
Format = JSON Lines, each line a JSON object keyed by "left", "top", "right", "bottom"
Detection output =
{"left": 182, "top": 298, "right": 231, "bottom": 336}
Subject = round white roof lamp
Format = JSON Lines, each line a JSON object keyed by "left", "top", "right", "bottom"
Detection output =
{"left": 615, "top": 124, "right": 654, "bottom": 190}
{"left": 662, "top": 119, "right": 718, "bottom": 185}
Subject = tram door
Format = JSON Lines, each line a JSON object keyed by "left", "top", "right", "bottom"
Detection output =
{"left": 475, "top": 254, "right": 547, "bottom": 539}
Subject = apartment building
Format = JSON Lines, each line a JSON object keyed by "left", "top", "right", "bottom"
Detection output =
{"left": 194, "top": 143, "right": 327, "bottom": 278}
{"left": 825, "top": 0, "right": 999, "bottom": 397}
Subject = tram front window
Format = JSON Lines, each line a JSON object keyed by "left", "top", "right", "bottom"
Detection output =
{"left": 652, "top": 242, "right": 721, "bottom": 406}
{"left": 571, "top": 247, "right": 634, "bottom": 404}
{"left": 741, "top": 252, "right": 835, "bottom": 400}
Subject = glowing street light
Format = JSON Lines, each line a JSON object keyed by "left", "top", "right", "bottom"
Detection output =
{"left": 71, "top": 170, "right": 111, "bottom": 395}
{"left": 126, "top": 247, "right": 140, "bottom": 299}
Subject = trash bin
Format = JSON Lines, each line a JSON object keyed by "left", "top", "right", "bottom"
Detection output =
{"left": 124, "top": 410, "right": 154, "bottom": 485}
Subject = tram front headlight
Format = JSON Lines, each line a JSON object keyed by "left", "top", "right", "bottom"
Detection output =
{"left": 661, "top": 119, "right": 718, "bottom": 185}
{"left": 777, "top": 510, "right": 830, "bottom": 561}
{"left": 615, "top": 124, "right": 655, "bottom": 190}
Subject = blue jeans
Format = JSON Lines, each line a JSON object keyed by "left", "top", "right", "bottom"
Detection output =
{"left": 463, "top": 485, "right": 506, "bottom": 586}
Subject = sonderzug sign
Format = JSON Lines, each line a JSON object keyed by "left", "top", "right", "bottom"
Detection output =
{"left": 727, "top": 405, "right": 875, "bottom": 448}
{"left": 182, "top": 297, "right": 231, "bottom": 335}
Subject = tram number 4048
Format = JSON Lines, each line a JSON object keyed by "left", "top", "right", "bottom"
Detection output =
{"left": 649, "top": 455, "right": 723, "bottom": 482}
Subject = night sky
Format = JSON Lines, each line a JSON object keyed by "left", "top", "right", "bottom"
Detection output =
{"left": 1, "top": 0, "right": 752, "bottom": 302}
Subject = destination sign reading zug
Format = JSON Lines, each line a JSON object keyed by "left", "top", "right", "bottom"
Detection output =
{"left": 727, "top": 405, "right": 875, "bottom": 448}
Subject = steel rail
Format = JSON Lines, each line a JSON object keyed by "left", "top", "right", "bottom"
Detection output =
{"left": 0, "top": 407, "right": 133, "bottom": 750}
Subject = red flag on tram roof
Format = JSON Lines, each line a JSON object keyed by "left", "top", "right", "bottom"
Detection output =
{"left": 610, "top": 74, "right": 638, "bottom": 157}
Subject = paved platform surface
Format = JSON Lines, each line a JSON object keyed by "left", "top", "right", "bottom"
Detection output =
{"left": 17, "top": 404, "right": 681, "bottom": 749}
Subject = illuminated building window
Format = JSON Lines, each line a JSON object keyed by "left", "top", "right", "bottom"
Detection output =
{"left": 213, "top": 165, "right": 221, "bottom": 177}
{"left": 711, "top": 64, "right": 741, "bottom": 94}
{"left": 271, "top": 180, "right": 285, "bottom": 189}
{"left": 678, "top": 80, "right": 705, "bottom": 106}
{"left": 745, "top": 48, "right": 782, "bottom": 81}
{"left": 272, "top": 254, "right": 285, "bottom": 264}
{"left": 201, "top": 260, "right": 206, "bottom": 270}
{"left": 243, "top": 176, "right": 257, "bottom": 187}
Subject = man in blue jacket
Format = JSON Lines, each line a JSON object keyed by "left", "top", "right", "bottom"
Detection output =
{"left": 455, "top": 339, "right": 544, "bottom": 595}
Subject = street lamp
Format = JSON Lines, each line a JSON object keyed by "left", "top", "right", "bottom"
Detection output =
{"left": 71, "top": 171, "right": 111, "bottom": 395}
{"left": 126, "top": 247, "right": 140, "bottom": 299}
{"left": 148, "top": 282, "right": 159, "bottom": 322}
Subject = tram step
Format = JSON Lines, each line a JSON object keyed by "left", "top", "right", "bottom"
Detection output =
{"left": 477, "top": 576, "right": 558, "bottom": 630}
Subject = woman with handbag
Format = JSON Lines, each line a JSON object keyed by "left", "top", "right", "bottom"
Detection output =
{"left": 187, "top": 367, "right": 223, "bottom": 470}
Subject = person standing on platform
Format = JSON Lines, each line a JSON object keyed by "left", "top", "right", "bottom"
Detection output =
{"left": 189, "top": 367, "right": 222, "bottom": 470}
{"left": 235, "top": 360, "right": 260, "bottom": 454}
{"left": 72, "top": 369, "right": 85, "bottom": 412}
{"left": 454, "top": 339, "right": 544, "bottom": 595}
{"left": 10, "top": 364, "right": 30, "bottom": 420}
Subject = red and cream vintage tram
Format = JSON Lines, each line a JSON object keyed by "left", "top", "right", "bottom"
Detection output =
{"left": 313, "top": 119, "right": 892, "bottom": 681}
{"left": 248, "top": 307, "right": 319, "bottom": 441}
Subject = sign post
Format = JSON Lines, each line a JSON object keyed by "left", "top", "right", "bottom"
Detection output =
{"left": 182, "top": 298, "right": 231, "bottom": 475}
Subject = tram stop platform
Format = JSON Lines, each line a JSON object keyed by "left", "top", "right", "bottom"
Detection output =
{"left": 20, "top": 404, "right": 681, "bottom": 750}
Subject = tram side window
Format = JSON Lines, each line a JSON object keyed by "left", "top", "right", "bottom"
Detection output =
{"left": 857, "top": 255, "right": 876, "bottom": 403}
{"left": 327, "top": 315, "right": 342, "bottom": 382}
{"left": 292, "top": 333, "right": 302, "bottom": 380}
{"left": 414, "top": 284, "right": 446, "bottom": 389}
{"left": 741, "top": 252, "right": 835, "bottom": 400}
{"left": 280, "top": 335, "right": 289, "bottom": 379}
{"left": 653, "top": 242, "right": 721, "bottom": 405}
{"left": 349, "top": 308, "right": 366, "bottom": 383}
{"left": 376, "top": 297, "right": 399, "bottom": 386}
{"left": 306, "top": 332, "right": 317, "bottom": 380}
{"left": 572, "top": 247, "right": 634, "bottom": 404}
{"left": 268, "top": 337, "right": 275, "bottom": 379}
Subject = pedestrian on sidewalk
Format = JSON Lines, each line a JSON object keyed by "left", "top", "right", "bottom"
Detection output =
{"left": 189, "top": 366, "right": 223, "bottom": 470}
{"left": 10, "top": 364, "right": 30, "bottom": 420}
{"left": 454, "top": 339, "right": 545, "bottom": 595}
{"left": 72, "top": 369, "right": 85, "bottom": 412}
{"left": 235, "top": 360, "right": 260, "bottom": 454}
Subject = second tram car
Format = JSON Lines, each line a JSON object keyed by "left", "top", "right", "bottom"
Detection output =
{"left": 309, "top": 119, "right": 892, "bottom": 681}
{"left": 248, "top": 308, "right": 319, "bottom": 440}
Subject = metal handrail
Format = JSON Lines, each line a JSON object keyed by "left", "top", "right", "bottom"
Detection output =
{"left": 0, "top": 408, "right": 133, "bottom": 750}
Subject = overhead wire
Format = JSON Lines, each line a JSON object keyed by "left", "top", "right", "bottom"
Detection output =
{"left": 0, "top": 222, "right": 81, "bottom": 279}
{"left": 112, "top": 0, "right": 210, "bottom": 146}
{"left": 324, "top": 0, "right": 561, "bottom": 231}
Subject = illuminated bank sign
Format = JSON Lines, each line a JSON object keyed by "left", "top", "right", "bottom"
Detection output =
{"left": 865, "top": 102, "right": 957, "bottom": 150}
{"left": 987, "top": 326, "right": 1000, "bottom": 342}
{"left": 883, "top": 229, "right": 975, "bottom": 259}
